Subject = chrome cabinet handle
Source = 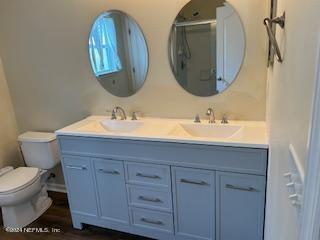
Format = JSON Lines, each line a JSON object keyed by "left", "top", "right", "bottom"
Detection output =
{"left": 180, "top": 179, "right": 208, "bottom": 186}
{"left": 66, "top": 165, "right": 87, "bottom": 170}
{"left": 225, "top": 184, "right": 258, "bottom": 192}
{"left": 140, "top": 217, "right": 163, "bottom": 225}
{"left": 136, "top": 173, "right": 161, "bottom": 179}
{"left": 138, "top": 196, "right": 162, "bottom": 203}
{"left": 98, "top": 169, "right": 120, "bottom": 175}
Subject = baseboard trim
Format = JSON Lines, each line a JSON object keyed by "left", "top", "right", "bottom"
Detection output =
{"left": 47, "top": 183, "right": 67, "bottom": 193}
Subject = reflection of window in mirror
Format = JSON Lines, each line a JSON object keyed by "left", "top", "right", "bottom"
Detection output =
{"left": 89, "top": 16, "right": 122, "bottom": 76}
{"left": 88, "top": 11, "right": 149, "bottom": 97}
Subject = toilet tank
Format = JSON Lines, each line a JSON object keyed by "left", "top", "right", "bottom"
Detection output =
{"left": 18, "top": 132, "right": 60, "bottom": 170}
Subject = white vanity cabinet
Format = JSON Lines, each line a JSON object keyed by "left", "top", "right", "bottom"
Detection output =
{"left": 58, "top": 136, "right": 268, "bottom": 240}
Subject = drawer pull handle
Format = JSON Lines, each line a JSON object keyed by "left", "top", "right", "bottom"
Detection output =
{"left": 180, "top": 178, "right": 208, "bottom": 186}
{"left": 138, "top": 196, "right": 162, "bottom": 203}
{"left": 140, "top": 217, "right": 163, "bottom": 225}
{"left": 66, "top": 165, "right": 87, "bottom": 170}
{"left": 99, "top": 169, "right": 120, "bottom": 175}
{"left": 136, "top": 173, "right": 161, "bottom": 179}
{"left": 225, "top": 184, "right": 258, "bottom": 192}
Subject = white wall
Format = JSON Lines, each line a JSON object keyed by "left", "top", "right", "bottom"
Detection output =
{"left": 0, "top": 0, "right": 267, "bottom": 133}
{"left": 0, "top": 58, "right": 22, "bottom": 168}
{"left": 265, "top": 0, "right": 320, "bottom": 239}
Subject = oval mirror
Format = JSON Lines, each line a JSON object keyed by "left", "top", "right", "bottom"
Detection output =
{"left": 168, "top": 0, "right": 245, "bottom": 97}
{"left": 89, "top": 11, "right": 148, "bottom": 97}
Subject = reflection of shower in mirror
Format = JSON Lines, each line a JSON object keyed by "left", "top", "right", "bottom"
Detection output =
{"left": 169, "top": 0, "right": 245, "bottom": 97}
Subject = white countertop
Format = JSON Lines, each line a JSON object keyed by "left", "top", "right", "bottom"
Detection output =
{"left": 56, "top": 116, "right": 268, "bottom": 149}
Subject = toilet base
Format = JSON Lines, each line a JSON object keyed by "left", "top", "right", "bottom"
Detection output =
{"left": 2, "top": 187, "right": 52, "bottom": 228}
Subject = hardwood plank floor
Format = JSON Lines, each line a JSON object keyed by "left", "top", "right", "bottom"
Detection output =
{"left": 0, "top": 191, "right": 152, "bottom": 240}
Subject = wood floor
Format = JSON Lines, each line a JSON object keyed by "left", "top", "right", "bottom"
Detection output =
{"left": 0, "top": 191, "right": 151, "bottom": 240}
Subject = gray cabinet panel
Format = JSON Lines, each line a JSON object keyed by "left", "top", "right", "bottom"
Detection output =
{"left": 172, "top": 167, "right": 215, "bottom": 240}
{"left": 59, "top": 136, "right": 268, "bottom": 175}
{"left": 93, "top": 159, "right": 129, "bottom": 224}
{"left": 216, "top": 172, "right": 266, "bottom": 240}
{"left": 62, "top": 156, "right": 98, "bottom": 217}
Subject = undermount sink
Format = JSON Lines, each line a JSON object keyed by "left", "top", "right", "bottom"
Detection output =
{"left": 176, "top": 123, "right": 242, "bottom": 139}
{"left": 100, "top": 119, "right": 143, "bottom": 133}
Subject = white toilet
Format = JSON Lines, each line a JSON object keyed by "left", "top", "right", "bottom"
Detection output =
{"left": 0, "top": 132, "right": 60, "bottom": 228}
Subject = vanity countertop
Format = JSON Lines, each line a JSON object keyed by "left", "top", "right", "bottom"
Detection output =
{"left": 55, "top": 116, "right": 268, "bottom": 149}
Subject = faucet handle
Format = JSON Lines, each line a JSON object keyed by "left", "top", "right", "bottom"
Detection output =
{"left": 221, "top": 115, "right": 229, "bottom": 124}
{"left": 131, "top": 111, "right": 141, "bottom": 121}
{"left": 106, "top": 109, "right": 117, "bottom": 120}
{"left": 206, "top": 108, "right": 214, "bottom": 115}
{"left": 206, "top": 108, "right": 215, "bottom": 123}
{"left": 194, "top": 114, "right": 201, "bottom": 123}
{"left": 111, "top": 110, "right": 117, "bottom": 120}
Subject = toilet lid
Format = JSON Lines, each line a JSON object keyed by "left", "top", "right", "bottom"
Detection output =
{"left": 18, "top": 132, "right": 56, "bottom": 143}
{"left": 0, "top": 167, "right": 40, "bottom": 194}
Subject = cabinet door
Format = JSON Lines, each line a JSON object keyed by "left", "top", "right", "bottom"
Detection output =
{"left": 216, "top": 172, "right": 266, "bottom": 240}
{"left": 94, "top": 159, "right": 129, "bottom": 225}
{"left": 62, "top": 156, "right": 98, "bottom": 217}
{"left": 172, "top": 167, "right": 215, "bottom": 240}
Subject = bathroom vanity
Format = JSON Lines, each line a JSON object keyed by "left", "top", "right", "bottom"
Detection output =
{"left": 69, "top": 3, "right": 267, "bottom": 238}
{"left": 56, "top": 116, "right": 268, "bottom": 240}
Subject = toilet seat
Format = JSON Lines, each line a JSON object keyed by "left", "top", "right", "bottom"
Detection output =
{"left": 0, "top": 167, "right": 40, "bottom": 195}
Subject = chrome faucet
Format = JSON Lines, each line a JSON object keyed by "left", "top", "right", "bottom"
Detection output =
{"left": 206, "top": 108, "right": 215, "bottom": 123}
{"left": 112, "top": 106, "right": 127, "bottom": 120}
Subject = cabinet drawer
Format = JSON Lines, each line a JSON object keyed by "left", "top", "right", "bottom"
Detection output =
{"left": 127, "top": 185, "right": 172, "bottom": 212}
{"left": 94, "top": 159, "right": 124, "bottom": 176}
{"left": 126, "top": 162, "right": 170, "bottom": 187}
{"left": 130, "top": 207, "right": 173, "bottom": 233}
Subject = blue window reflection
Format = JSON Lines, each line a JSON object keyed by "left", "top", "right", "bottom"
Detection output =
{"left": 89, "top": 16, "right": 122, "bottom": 76}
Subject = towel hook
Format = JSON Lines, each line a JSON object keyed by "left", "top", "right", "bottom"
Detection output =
{"left": 264, "top": 12, "right": 285, "bottom": 63}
